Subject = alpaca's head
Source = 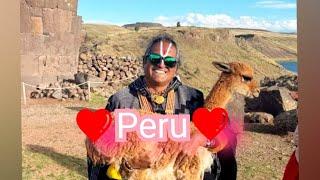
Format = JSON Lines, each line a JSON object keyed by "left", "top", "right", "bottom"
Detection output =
{"left": 212, "top": 61, "right": 260, "bottom": 98}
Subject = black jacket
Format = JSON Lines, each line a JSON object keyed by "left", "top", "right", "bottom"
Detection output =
{"left": 106, "top": 76, "right": 204, "bottom": 115}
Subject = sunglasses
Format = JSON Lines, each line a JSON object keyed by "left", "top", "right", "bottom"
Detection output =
{"left": 146, "top": 53, "right": 177, "bottom": 68}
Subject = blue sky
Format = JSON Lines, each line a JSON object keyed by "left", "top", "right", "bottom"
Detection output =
{"left": 78, "top": 0, "right": 296, "bottom": 32}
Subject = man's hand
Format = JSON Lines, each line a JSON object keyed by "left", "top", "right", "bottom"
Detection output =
{"left": 206, "top": 131, "right": 228, "bottom": 153}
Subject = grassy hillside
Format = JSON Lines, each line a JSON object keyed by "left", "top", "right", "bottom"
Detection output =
{"left": 81, "top": 24, "right": 297, "bottom": 95}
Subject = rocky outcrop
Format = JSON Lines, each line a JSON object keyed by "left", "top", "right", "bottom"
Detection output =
{"left": 245, "top": 86, "right": 297, "bottom": 116}
{"left": 235, "top": 34, "right": 255, "bottom": 41}
{"left": 258, "top": 86, "right": 297, "bottom": 116}
{"left": 244, "top": 112, "right": 274, "bottom": 124}
{"left": 123, "top": 22, "right": 163, "bottom": 29}
{"left": 260, "top": 75, "right": 298, "bottom": 91}
{"left": 244, "top": 74, "right": 298, "bottom": 133}
{"left": 20, "top": 0, "right": 83, "bottom": 84}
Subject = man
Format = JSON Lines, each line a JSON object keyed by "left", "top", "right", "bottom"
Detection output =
{"left": 86, "top": 34, "right": 220, "bottom": 180}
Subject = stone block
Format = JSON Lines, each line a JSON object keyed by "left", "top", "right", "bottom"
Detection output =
{"left": 25, "top": 0, "right": 45, "bottom": 8}
{"left": 42, "top": 8, "right": 55, "bottom": 34}
{"left": 31, "top": 16, "right": 43, "bottom": 34}
{"left": 44, "top": 0, "right": 59, "bottom": 9}
{"left": 20, "top": 0, "right": 31, "bottom": 33}
{"left": 21, "top": 54, "right": 39, "bottom": 77}
{"left": 30, "top": 7, "right": 43, "bottom": 17}
{"left": 259, "top": 86, "right": 297, "bottom": 116}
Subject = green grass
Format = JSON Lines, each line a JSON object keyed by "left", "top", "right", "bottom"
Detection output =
{"left": 22, "top": 148, "right": 86, "bottom": 180}
{"left": 88, "top": 92, "right": 107, "bottom": 108}
{"left": 22, "top": 131, "right": 293, "bottom": 180}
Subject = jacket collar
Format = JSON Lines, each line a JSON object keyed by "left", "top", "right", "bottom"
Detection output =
{"left": 129, "top": 75, "right": 182, "bottom": 97}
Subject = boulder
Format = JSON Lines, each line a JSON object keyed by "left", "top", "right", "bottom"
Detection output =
{"left": 244, "top": 112, "right": 274, "bottom": 124}
{"left": 245, "top": 96, "right": 261, "bottom": 112}
{"left": 87, "top": 60, "right": 92, "bottom": 68}
{"left": 30, "top": 91, "right": 40, "bottom": 99}
{"left": 62, "top": 89, "right": 71, "bottom": 98}
{"left": 74, "top": 72, "right": 88, "bottom": 89}
{"left": 259, "top": 86, "right": 297, "bottom": 116}
{"left": 125, "top": 71, "right": 133, "bottom": 78}
{"left": 107, "top": 70, "right": 114, "bottom": 77}
{"left": 79, "top": 53, "right": 88, "bottom": 61}
{"left": 274, "top": 109, "right": 297, "bottom": 132}
{"left": 289, "top": 91, "right": 298, "bottom": 101}
{"left": 99, "top": 71, "right": 107, "bottom": 80}
{"left": 52, "top": 89, "right": 62, "bottom": 99}
{"left": 62, "top": 94, "right": 69, "bottom": 99}
{"left": 260, "top": 75, "right": 298, "bottom": 91}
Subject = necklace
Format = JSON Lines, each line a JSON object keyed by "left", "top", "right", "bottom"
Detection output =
{"left": 151, "top": 94, "right": 165, "bottom": 104}
{"left": 149, "top": 90, "right": 166, "bottom": 105}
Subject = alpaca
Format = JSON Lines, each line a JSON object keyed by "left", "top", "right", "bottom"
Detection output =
{"left": 86, "top": 61, "right": 259, "bottom": 180}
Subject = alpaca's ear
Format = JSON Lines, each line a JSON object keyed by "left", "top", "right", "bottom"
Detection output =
{"left": 212, "top": 61, "right": 232, "bottom": 73}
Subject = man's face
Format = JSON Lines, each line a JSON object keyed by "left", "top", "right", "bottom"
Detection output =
{"left": 144, "top": 40, "right": 178, "bottom": 86}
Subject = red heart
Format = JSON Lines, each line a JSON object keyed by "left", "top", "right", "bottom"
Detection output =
{"left": 76, "top": 108, "right": 112, "bottom": 142}
{"left": 192, "top": 107, "right": 228, "bottom": 140}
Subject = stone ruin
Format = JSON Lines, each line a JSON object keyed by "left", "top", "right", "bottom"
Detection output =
{"left": 29, "top": 53, "right": 144, "bottom": 101}
{"left": 20, "top": 0, "right": 83, "bottom": 84}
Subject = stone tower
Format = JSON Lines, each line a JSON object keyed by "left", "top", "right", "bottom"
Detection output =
{"left": 20, "top": 0, "right": 83, "bottom": 84}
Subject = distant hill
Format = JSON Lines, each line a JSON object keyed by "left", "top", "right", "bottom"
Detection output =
{"left": 81, "top": 24, "right": 297, "bottom": 94}
{"left": 123, "top": 22, "right": 163, "bottom": 29}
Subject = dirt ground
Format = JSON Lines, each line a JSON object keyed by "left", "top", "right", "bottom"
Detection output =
{"left": 22, "top": 99, "right": 295, "bottom": 180}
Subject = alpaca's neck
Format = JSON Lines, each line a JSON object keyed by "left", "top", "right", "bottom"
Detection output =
{"left": 204, "top": 76, "right": 233, "bottom": 110}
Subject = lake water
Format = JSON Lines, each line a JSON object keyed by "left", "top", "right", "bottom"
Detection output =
{"left": 279, "top": 61, "right": 297, "bottom": 73}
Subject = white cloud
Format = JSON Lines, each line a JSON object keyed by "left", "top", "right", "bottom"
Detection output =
{"left": 83, "top": 19, "right": 126, "bottom": 26}
{"left": 154, "top": 13, "right": 296, "bottom": 32}
{"left": 255, "top": 1, "right": 296, "bottom": 9}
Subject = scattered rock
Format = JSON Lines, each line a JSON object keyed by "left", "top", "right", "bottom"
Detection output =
{"left": 79, "top": 53, "right": 88, "bottom": 61}
{"left": 74, "top": 72, "right": 88, "bottom": 89}
{"left": 107, "top": 70, "right": 114, "bottom": 77}
{"left": 51, "top": 90, "right": 62, "bottom": 99}
{"left": 83, "top": 89, "right": 89, "bottom": 96}
{"left": 99, "top": 71, "right": 107, "bottom": 80}
{"left": 30, "top": 91, "right": 40, "bottom": 99}
{"left": 62, "top": 94, "right": 69, "bottom": 99}
{"left": 274, "top": 109, "right": 297, "bottom": 132}
{"left": 244, "top": 112, "right": 274, "bottom": 124}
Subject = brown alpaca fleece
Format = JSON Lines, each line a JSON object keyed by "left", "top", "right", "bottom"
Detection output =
{"left": 85, "top": 117, "right": 209, "bottom": 180}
